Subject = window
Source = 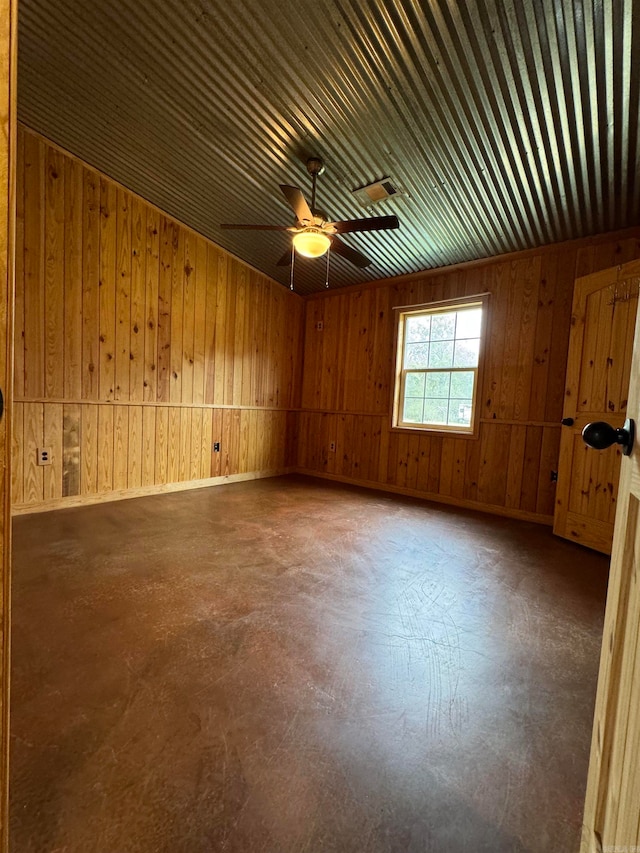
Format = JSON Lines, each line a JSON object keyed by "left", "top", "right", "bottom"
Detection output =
{"left": 393, "top": 295, "right": 487, "bottom": 435}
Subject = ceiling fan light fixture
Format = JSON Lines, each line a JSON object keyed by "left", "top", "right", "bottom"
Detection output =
{"left": 292, "top": 228, "right": 331, "bottom": 258}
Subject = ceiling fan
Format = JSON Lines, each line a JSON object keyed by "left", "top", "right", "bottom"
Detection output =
{"left": 221, "top": 157, "right": 400, "bottom": 270}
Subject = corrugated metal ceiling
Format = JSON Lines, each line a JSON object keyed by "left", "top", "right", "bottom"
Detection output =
{"left": 18, "top": 0, "right": 640, "bottom": 294}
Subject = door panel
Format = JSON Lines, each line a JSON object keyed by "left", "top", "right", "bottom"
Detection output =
{"left": 555, "top": 262, "right": 640, "bottom": 554}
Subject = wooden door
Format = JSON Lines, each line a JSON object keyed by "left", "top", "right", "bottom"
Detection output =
{"left": 554, "top": 260, "right": 640, "bottom": 554}
{"left": 0, "top": 1, "right": 15, "bottom": 849}
{"left": 581, "top": 291, "right": 640, "bottom": 851}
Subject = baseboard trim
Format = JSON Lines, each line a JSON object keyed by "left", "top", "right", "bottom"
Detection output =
{"left": 294, "top": 468, "right": 554, "bottom": 526}
{"left": 12, "top": 466, "right": 554, "bottom": 526}
{"left": 11, "top": 468, "right": 295, "bottom": 516}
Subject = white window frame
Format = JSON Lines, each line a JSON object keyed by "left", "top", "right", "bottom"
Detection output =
{"left": 392, "top": 293, "right": 488, "bottom": 437}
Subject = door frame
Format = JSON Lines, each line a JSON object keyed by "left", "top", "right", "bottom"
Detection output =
{"left": 580, "top": 285, "right": 640, "bottom": 850}
{"left": 0, "top": 0, "right": 16, "bottom": 849}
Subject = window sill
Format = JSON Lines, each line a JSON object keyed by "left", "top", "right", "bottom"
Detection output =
{"left": 391, "top": 424, "right": 480, "bottom": 439}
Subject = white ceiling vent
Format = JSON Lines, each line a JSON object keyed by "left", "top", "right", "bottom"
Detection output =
{"left": 352, "top": 178, "right": 401, "bottom": 207}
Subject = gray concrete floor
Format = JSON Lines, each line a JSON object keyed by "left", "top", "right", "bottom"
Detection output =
{"left": 9, "top": 475, "right": 609, "bottom": 852}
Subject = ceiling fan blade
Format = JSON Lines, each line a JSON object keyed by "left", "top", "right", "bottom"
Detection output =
{"left": 330, "top": 236, "right": 372, "bottom": 268}
{"left": 328, "top": 214, "right": 400, "bottom": 234}
{"left": 220, "top": 223, "right": 290, "bottom": 230}
{"left": 280, "top": 185, "right": 315, "bottom": 225}
{"left": 275, "top": 248, "right": 293, "bottom": 267}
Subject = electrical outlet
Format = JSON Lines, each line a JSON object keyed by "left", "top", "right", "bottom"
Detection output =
{"left": 316, "top": 321, "right": 324, "bottom": 331}
{"left": 213, "top": 442, "right": 221, "bottom": 452}
{"left": 37, "top": 447, "right": 52, "bottom": 466}
{"left": 329, "top": 441, "right": 336, "bottom": 452}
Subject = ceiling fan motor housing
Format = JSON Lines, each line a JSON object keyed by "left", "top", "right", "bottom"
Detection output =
{"left": 306, "top": 157, "right": 325, "bottom": 177}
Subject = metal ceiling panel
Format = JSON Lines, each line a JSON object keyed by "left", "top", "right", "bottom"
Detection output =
{"left": 17, "top": 0, "right": 640, "bottom": 294}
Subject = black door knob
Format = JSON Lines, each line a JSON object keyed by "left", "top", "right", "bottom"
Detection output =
{"left": 582, "top": 419, "right": 635, "bottom": 456}
{"left": 561, "top": 417, "right": 574, "bottom": 426}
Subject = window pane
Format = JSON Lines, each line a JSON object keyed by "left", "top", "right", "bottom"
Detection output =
{"left": 450, "top": 370, "right": 475, "bottom": 398}
{"left": 448, "top": 399, "right": 473, "bottom": 427}
{"left": 456, "top": 308, "right": 482, "bottom": 338}
{"left": 404, "top": 341, "right": 429, "bottom": 368}
{"left": 431, "top": 312, "right": 456, "bottom": 341}
{"left": 425, "top": 371, "right": 450, "bottom": 398}
{"left": 405, "top": 372, "right": 426, "bottom": 396}
{"left": 428, "top": 340, "right": 454, "bottom": 368}
{"left": 403, "top": 397, "right": 424, "bottom": 422}
{"left": 453, "top": 338, "right": 480, "bottom": 367}
{"left": 406, "top": 316, "right": 431, "bottom": 343}
{"left": 423, "top": 398, "right": 448, "bottom": 424}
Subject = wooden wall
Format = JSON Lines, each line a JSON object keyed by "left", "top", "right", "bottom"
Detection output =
{"left": 12, "top": 127, "right": 304, "bottom": 512}
{"left": 13, "top": 125, "right": 640, "bottom": 524}
{"left": 297, "top": 232, "right": 640, "bottom": 523}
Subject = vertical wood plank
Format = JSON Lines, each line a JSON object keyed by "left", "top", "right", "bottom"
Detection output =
{"left": 14, "top": 125, "right": 24, "bottom": 399}
{"left": 182, "top": 232, "right": 196, "bottom": 404}
{"left": 169, "top": 226, "right": 184, "bottom": 403}
{"left": 141, "top": 405, "right": 157, "bottom": 487}
{"left": 210, "top": 408, "right": 223, "bottom": 477}
{"left": 224, "top": 259, "right": 237, "bottom": 406}
{"left": 81, "top": 403, "right": 98, "bottom": 495}
{"left": 112, "top": 405, "right": 129, "bottom": 490}
{"left": 143, "top": 208, "right": 160, "bottom": 401}
{"left": 63, "top": 156, "right": 83, "bottom": 400}
{"left": 128, "top": 405, "right": 143, "bottom": 489}
{"left": 23, "top": 402, "right": 44, "bottom": 505}
{"left": 192, "top": 237, "right": 208, "bottom": 406}
{"left": 99, "top": 178, "right": 117, "bottom": 401}
{"left": 233, "top": 262, "right": 246, "bottom": 406}
{"left": 156, "top": 217, "right": 173, "bottom": 403}
{"left": 505, "top": 425, "right": 526, "bottom": 509}
{"left": 97, "top": 405, "right": 114, "bottom": 492}
{"left": 167, "top": 407, "right": 181, "bottom": 482}
{"left": 44, "top": 145, "right": 65, "bottom": 398}
{"left": 62, "top": 403, "right": 81, "bottom": 498}
{"left": 190, "top": 408, "right": 202, "bottom": 481}
{"left": 114, "top": 188, "right": 131, "bottom": 401}
{"left": 23, "top": 133, "right": 45, "bottom": 399}
{"left": 129, "top": 198, "right": 146, "bottom": 401}
{"left": 11, "top": 403, "right": 23, "bottom": 506}
{"left": 201, "top": 408, "right": 213, "bottom": 479}
{"left": 179, "top": 407, "right": 192, "bottom": 481}
{"left": 81, "top": 167, "right": 100, "bottom": 400}
{"left": 155, "top": 406, "right": 169, "bottom": 485}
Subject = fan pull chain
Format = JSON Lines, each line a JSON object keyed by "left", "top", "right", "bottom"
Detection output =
{"left": 325, "top": 245, "right": 331, "bottom": 288}
{"left": 289, "top": 244, "right": 295, "bottom": 291}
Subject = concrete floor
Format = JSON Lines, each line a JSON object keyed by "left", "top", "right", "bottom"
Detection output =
{"left": 10, "top": 474, "right": 609, "bottom": 853}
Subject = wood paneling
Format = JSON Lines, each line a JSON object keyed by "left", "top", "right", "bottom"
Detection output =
{"left": 14, "top": 127, "right": 640, "bottom": 523}
{"left": 12, "top": 402, "right": 293, "bottom": 512}
{"left": 297, "top": 234, "right": 640, "bottom": 522}
{"left": 13, "top": 128, "right": 304, "bottom": 511}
